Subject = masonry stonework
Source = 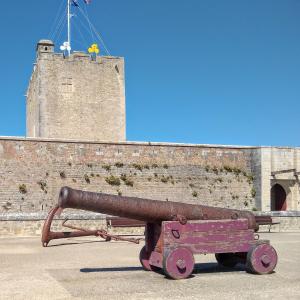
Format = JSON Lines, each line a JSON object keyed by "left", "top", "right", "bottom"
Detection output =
{"left": 0, "top": 137, "right": 256, "bottom": 213}
{"left": 1, "top": 139, "right": 299, "bottom": 235}
{"left": 26, "top": 40, "right": 126, "bottom": 142}
{"left": 260, "top": 147, "right": 300, "bottom": 211}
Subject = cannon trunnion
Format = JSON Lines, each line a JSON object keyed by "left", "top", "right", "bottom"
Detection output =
{"left": 42, "top": 187, "right": 278, "bottom": 279}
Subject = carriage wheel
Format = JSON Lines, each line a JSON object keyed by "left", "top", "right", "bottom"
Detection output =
{"left": 215, "top": 253, "right": 238, "bottom": 268}
{"left": 163, "top": 247, "right": 194, "bottom": 280}
{"left": 139, "top": 246, "right": 153, "bottom": 271}
{"left": 246, "top": 243, "right": 278, "bottom": 274}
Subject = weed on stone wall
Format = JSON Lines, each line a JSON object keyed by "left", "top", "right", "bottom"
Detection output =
{"left": 84, "top": 174, "right": 90, "bottom": 184}
{"left": 37, "top": 181, "right": 47, "bottom": 194}
{"left": 120, "top": 174, "right": 127, "bottom": 181}
{"left": 105, "top": 175, "right": 121, "bottom": 186}
{"left": 115, "top": 162, "right": 124, "bottom": 168}
{"left": 246, "top": 174, "right": 254, "bottom": 184}
{"left": 161, "top": 176, "right": 169, "bottom": 183}
{"left": 132, "top": 163, "right": 143, "bottom": 171}
{"left": 120, "top": 174, "right": 134, "bottom": 187}
{"left": 2, "top": 201, "right": 12, "bottom": 210}
{"left": 125, "top": 179, "right": 134, "bottom": 187}
{"left": 59, "top": 171, "right": 66, "bottom": 179}
{"left": 19, "top": 184, "right": 27, "bottom": 194}
{"left": 102, "top": 165, "right": 111, "bottom": 171}
{"left": 212, "top": 166, "right": 219, "bottom": 174}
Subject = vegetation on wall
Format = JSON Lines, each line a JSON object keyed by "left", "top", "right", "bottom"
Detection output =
{"left": 115, "top": 162, "right": 124, "bottom": 168}
{"left": 19, "top": 184, "right": 27, "bottom": 194}
{"left": 12, "top": 161, "right": 256, "bottom": 213}
{"left": 59, "top": 171, "right": 66, "bottom": 179}
{"left": 102, "top": 164, "right": 111, "bottom": 171}
{"left": 84, "top": 174, "right": 90, "bottom": 184}
{"left": 192, "top": 191, "right": 198, "bottom": 197}
{"left": 120, "top": 174, "right": 134, "bottom": 187}
{"left": 37, "top": 181, "right": 47, "bottom": 194}
{"left": 105, "top": 175, "right": 121, "bottom": 186}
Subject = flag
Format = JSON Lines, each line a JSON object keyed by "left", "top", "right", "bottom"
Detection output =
{"left": 72, "top": 0, "right": 92, "bottom": 7}
{"left": 71, "top": 0, "right": 79, "bottom": 7}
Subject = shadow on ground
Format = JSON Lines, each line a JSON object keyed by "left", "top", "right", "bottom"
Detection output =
{"left": 80, "top": 262, "right": 246, "bottom": 275}
{"left": 81, "top": 266, "right": 143, "bottom": 273}
{"left": 46, "top": 240, "right": 107, "bottom": 247}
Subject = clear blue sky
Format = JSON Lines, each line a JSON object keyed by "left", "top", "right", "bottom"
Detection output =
{"left": 0, "top": 0, "right": 299, "bottom": 146}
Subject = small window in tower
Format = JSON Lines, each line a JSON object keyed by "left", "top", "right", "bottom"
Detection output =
{"left": 45, "top": 47, "right": 48, "bottom": 51}
{"left": 115, "top": 65, "right": 119, "bottom": 74}
{"left": 60, "top": 77, "right": 73, "bottom": 93}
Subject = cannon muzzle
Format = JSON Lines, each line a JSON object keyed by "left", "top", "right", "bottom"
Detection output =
{"left": 58, "top": 187, "right": 257, "bottom": 229}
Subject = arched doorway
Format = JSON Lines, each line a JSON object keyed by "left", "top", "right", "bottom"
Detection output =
{"left": 271, "top": 184, "right": 287, "bottom": 211}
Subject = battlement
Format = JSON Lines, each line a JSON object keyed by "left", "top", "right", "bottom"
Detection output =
{"left": 37, "top": 48, "right": 123, "bottom": 64}
{"left": 26, "top": 40, "right": 126, "bottom": 142}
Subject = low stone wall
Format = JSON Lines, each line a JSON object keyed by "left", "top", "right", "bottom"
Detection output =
{"left": 0, "top": 211, "right": 144, "bottom": 237}
{"left": 255, "top": 211, "right": 300, "bottom": 232}
{"left": 1, "top": 211, "right": 300, "bottom": 236}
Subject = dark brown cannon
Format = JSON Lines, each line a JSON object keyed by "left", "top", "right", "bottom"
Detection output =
{"left": 42, "top": 187, "right": 278, "bottom": 279}
{"left": 57, "top": 186, "right": 257, "bottom": 228}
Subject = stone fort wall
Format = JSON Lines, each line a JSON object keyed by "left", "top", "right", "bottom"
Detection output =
{"left": 1, "top": 137, "right": 300, "bottom": 235}
{"left": 0, "top": 137, "right": 256, "bottom": 215}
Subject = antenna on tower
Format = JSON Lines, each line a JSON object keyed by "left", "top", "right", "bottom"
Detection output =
{"left": 52, "top": 0, "right": 110, "bottom": 56}
{"left": 60, "top": 0, "right": 72, "bottom": 55}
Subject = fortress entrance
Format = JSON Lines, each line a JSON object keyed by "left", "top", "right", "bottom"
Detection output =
{"left": 271, "top": 184, "right": 287, "bottom": 211}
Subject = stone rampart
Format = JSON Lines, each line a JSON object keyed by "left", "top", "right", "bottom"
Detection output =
{"left": 0, "top": 137, "right": 258, "bottom": 234}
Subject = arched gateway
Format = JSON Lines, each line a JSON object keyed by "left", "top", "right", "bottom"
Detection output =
{"left": 271, "top": 184, "right": 287, "bottom": 211}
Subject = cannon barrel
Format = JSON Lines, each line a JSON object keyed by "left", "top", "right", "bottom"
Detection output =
{"left": 58, "top": 187, "right": 257, "bottom": 229}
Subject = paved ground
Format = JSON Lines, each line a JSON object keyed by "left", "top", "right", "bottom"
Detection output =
{"left": 0, "top": 232, "right": 300, "bottom": 300}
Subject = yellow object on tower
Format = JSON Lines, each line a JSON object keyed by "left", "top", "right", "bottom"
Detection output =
{"left": 88, "top": 43, "right": 100, "bottom": 54}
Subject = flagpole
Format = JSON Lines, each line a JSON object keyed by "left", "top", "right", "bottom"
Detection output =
{"left": 67, "top": 0, "right": 71, "bottom": 56}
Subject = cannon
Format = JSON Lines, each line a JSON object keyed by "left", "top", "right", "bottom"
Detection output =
{"left": 42, "top": 187, "right": 278, "bottom": 279}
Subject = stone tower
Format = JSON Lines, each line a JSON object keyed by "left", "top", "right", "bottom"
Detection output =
{"left": 26, "top": 40, "right": 126, "bottom": 142}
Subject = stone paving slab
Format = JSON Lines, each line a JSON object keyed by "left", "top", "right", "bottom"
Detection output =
{"left": 0, "top": 233, "right": 300, "bottom": 299}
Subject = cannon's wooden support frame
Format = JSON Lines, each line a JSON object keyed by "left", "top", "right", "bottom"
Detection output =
{"left": 140, "top": 219, "right": 278, "bottom": 279}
